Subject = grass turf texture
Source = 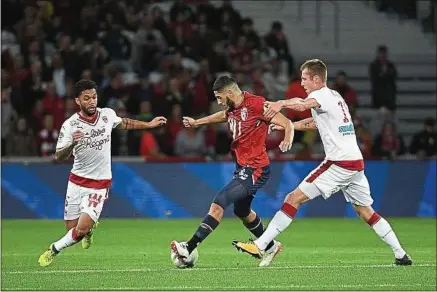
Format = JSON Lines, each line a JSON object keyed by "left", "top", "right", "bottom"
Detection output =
{"left": 1, "top": 218, "right": 436, "bottom": 291}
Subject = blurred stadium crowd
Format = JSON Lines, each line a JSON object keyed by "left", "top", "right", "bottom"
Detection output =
{"left": 1, "top": 0, "right": 436, "bottom": 160}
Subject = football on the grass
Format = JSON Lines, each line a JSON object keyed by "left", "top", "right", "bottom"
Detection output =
{"left": 170, "top": 243, "right": 198, "bottom": 269}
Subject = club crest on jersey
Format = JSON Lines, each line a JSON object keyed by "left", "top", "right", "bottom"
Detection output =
{"left": 241, "top": 107, "right": 248, "bottom": 121}
{"left": 102, "top": 116, "right": 108, "bottom": 123}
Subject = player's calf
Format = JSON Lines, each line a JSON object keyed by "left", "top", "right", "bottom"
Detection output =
{"left": 353, "top": 205, "right": 412, "bottom": 264}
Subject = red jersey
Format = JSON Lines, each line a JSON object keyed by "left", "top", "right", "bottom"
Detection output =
{"left": 226, "top": 91, "right": 270, "bottom": 168}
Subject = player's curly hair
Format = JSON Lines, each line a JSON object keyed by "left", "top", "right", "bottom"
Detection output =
{"left": 212, "top": 75, "right": 236, "bottom": 92}
{"left": 73, "top": 79, "right": 97, "bottom": 98}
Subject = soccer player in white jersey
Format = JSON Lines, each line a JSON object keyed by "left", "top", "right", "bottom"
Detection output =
{"left": 38, "top": 80, "right": 167, "bottom": 266}
{"left": 232, "top": 59, "right": 412, "bottom": 266}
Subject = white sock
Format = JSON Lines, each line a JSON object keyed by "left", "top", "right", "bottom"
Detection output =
{"left": 372, "top": 217, "right": 406, "bottom": 259}
{"left": 53, "top": 228, "right": 82, "bottom": 252}
{"left": 255, "top": 210, "right": 293, "bottom": 250}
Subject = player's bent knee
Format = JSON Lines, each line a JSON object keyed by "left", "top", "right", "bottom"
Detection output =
{"left": 352, "top": 204, "right": 375, "bottom": 221}
{"left": 233, "top": 205, "right": 251, "bottom": 219}
{"left": 64, "top": 219, "right": 78, "bottom": 230}
{"left": 285, "top": 188, "right": 310, "bottom": 207}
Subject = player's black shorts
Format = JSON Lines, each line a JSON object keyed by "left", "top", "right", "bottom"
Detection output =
{"left": 212, "top": 164, "right": 271, "bottom": 209}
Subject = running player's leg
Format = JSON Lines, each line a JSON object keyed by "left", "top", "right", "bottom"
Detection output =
{"left": 233, "top": 196, "right": 273, "bottom": 246}
{"left": 39, "top": 184, "right": 107, "bottom": 266}
{"left": 233, "top": 161, "right": 339, "bottom": 257}
{"left": 171, "top": 166, "right": 259, "bottom": 259}
{"left": 233, "top": 166, "right": 273, "bottom": 246}
{"left": 343, "top": 172, "right": 412, "bottom": 265}
{"left": 233, "top": 197, "right": 282, "bottom": 267}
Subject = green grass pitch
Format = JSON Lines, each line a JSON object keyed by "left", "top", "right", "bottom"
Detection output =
{"left": 1, "top": 218, "right": 436, "bottom": 290}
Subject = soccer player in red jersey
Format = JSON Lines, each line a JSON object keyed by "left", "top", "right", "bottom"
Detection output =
{"left": 171, "top": 75, "right": 294, "bottom": 267}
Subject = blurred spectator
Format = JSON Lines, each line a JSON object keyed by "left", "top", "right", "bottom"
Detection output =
{"left": 262, "top": 59, "right": 288, "bottom": 100}
{"left": 175, "top": 128, "right": 206, "bottom": 157}
{"left": 369, "top": 45, "right": 397, "bottom": 112}
{"left": 284, "top": 70, "right": 308, "bottom": 120}
{"left": 42, "top": 82, "right": 65, "bottom": 130}
{"left": 137, "top": 101, "right": 154, "bottom": 122}
{"left": 48, "top": 52, "right": 67, "bottom": 97}
{"left": 1, "top": 88, "right": 17, "bottom": 156}
{"left": 229, "top": 35, "right": 253, "bottom": 73}
{"left": 134, "top": 73, "right": 154, "bottom": 102}
{"left": 251, "top": 68, "right": 267, "bottom": 96}
{"left": 110, "top": 101, "right": 138, "bottom": 156}
{"left": 217, "top": 0, "right": 241, "bottom": 43}
{"left": 264, "top": 21, "right": 294, "bottom": 75}
{"left": 208, "top": 42, "right": 230, "bottom": 74}
{"left": 6, "top": 117, "right": 37, "bottom": 157}
{"left": 331, "top": 71, "right": 358, "bottom": 109}
{"left": 354, "top": 119, "right": 373, "bottom": 159}
{"left": 240, "top": 18, "right": 260, "bottom": 51}
{"left": 191, "top": 58, "right": 214, "bottom": 115}
{"left": 372, "top": 121, "right": 406, "bottom": 159}
{"left": 140, "top": 129, "right": 167, "bottom": 159}
{"left": 164, "top": 104, "right": 184, "bottom": 155}
{"left": 22, "top": 60, "right": 46, "bottom": 115}
{"left": 101, "top": 25, "right": 132, "bottom": 72}
{"left": 409, "top": 117, "right": 437, "bottom": 158}
{"left": 37, "top": 113, "right": 59, "bottom": 157}
{"left": 133, "top": 14, "right": 166, "bottom": 72}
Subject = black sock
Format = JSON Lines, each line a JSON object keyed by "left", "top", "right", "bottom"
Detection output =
{"left": 186, "top": 214, "right": 219, "bottom": 253}
{"left": 244, "top": 215, "right": 274, "bottom": 250}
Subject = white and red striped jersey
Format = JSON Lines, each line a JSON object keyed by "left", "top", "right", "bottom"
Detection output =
{"left": 308, "top": 87, "right": 363, "bottom": 165}
{"left": 56, "top": 108, "right": 122, "bottom": 189}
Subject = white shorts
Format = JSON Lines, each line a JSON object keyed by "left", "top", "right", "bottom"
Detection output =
{"left": 298, "top": 161, "right": 373, "bottom": 206}
{"left": 64, "top": 181, "right": 109, "bottom": 222}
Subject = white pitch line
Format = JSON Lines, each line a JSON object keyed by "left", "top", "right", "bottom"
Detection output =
{"left": 4, "top": 263, "right": 436, "bottom": 274}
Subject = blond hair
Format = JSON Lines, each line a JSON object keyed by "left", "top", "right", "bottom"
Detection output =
{"left": 300, "top": 59, "right": 328, "bottom": 82}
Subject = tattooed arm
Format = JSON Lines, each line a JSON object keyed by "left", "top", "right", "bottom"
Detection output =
{"left": 55, "top": 144, "right": 75, "bottom": 161}
{"left": 55, "top": 130, "right": 84, "bottom": 161}
{"left": 293, "top": 118, "right": 318, "bottom": 131}
{"left": 269, "top": 118, "right": 317, "bottom": 133}
{"left": 116, "top": 117, "right": 167, "bottom": 130}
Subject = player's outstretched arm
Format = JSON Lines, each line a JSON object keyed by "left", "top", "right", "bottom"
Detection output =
{"left": 264, "top": 98, "right": 320, "bottom": 118}
{"left": 294, "top": 118, "right": 317, "bottom": 131}
{"left": 270, "top": 112, "right": 294, "bottom": 152}
{"left": 269, "top": 118, "right": 317, "bottom": 133}
{"left": 183, "top": 111, "right": 227, "bottom": 128}
{"left": 116, "top": 117, "right": 167, "bottom": 130}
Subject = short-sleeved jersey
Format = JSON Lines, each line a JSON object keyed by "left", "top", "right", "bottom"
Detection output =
{"left": 226, "top": 91, "right": 270, "bottom": 168}
{"left": 56, "top": 108, "right": 122, "bottom": 188}
{"left": 309, "top": 87, "right": 363, "bottom": 162}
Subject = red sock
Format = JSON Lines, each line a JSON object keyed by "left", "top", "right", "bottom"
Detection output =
{"left": 281, "top": 203, "right": 297, "bottom": 218}
{"left": 72, "top": 228, "right": 84, "bottom": 241}
{"left": 367, "top": 212, "right": 381, "bottom": 226}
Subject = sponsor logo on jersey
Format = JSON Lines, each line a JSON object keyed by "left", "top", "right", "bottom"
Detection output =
{"left": 338, "top": 123, "right": 355, "bottom": 135}
{"left": 241, "top": 107, "right": 248, "bottom": 121}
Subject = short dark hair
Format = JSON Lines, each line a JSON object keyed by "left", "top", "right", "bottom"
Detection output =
{"left": 212, "top": 75, "right": 236, "bottom": 92}
{"left": 73, "top": 79, "right": 97, "bottom": 98}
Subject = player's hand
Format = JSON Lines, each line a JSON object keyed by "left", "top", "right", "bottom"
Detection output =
{"left": 268, "top": 124, "right": 284, "bottom": 134}
{"left": 182, "top": 117, "right": 198, "bottom": 128}
{"left": 263, "top": 101, "right": 283, "bottom": 119}
{"left": 72, "top": 130, "right": 84, "bottom": 144}
{"left": 149, "top": 117, "right": 167, "bottom": 128}
{"left": 279, "top": 140, "right": 292, "bottom": 153}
